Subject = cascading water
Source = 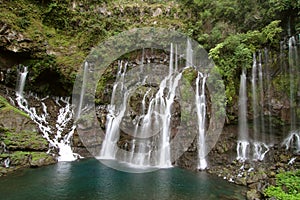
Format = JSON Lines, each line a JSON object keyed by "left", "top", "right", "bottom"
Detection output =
{"left": 237, "top": 69, "right": 249, "bottom": 161}
{"left": 99, "top": 40, "right": 210, "bottom": 169}
{"left": 100, "top": 43, "right": 206, "bottom": 169}
{"left": 264, "top": 48, "right": 273, "bottom": 143}
{"left": 282, "top": 36, "right": 300, "bottom": 151}
{"left": 16, "top": 96, "right": 79, "bottom": 161}
{"left": 76, "top": 61, "right": 89, "bottom": 120}
{"left": 156, "top": 67, "right": 182, "bottom": 168}
{"left": 196, "top": 72, "right": 207, "bottom": 170}
{"left": 288, "top": 36, "right": 297, "bottom": 130}
{"left": 253, "top": 142, "right": 269, "bottom": 161}
{"left": 251, "top": 53, "right": 270, "bottom": 161}
{"left": 15, "top": 68, "right": 79, "bottom": 162}
{"left": 258, "top": 52, "right": 266, "bottom": 142}
{"left": 282, "top": 131, "right": 300, "bottom": 153}
{"left": 4, "top": 158, "right": 10, "bottom": 168}
{"left": 129, "top": 88, "right": 152, "bottom": 166}
{"left": 16, "top": 65, "right": 28, "bottom": 97}
{"left": 186, "top": 39, "right": 193, "bottom": 67}
{"left": 100, "top": 61, "right": 129, "bottom": 159}
{"left": 252, "top": 53, "right": 259, "bottom": 142}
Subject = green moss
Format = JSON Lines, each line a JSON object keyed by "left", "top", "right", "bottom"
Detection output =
{"left": 0, "top": 96, "right": 29, "bottom": 118}
{"left": 2, "top": 130, "right": 48, "bottom": 150}
{"left": 10, "top": 151, "right": 30, "bottom": 161}
{"left": 182, "top": 67, "right": 198, "bottom": 84}
{"left": 30, "top": 152, "right": 49, "bottom": 162}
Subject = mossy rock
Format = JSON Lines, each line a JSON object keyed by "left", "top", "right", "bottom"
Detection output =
{"left": 2, "top": 130, "right": 48, "bottom": 151}
{"left": 29, "top": 152, "right": 56, "bottom": 167}
{"left": 9, "top": 151, "right": 31, "bottom": 167}
{"left": 0, "top": 95, "right": 48, "bottom": 151}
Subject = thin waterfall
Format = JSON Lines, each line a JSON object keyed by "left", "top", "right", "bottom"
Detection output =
{"left": 252, "top": 52, "right": 270, "bottom": 161}
{"left": 100, "top": 61, "right": 128, "bottom": 159}
{"left": 288, "top": 36, "right": 297, "bottom": 130}
{"left": 129, "top": 88, "right": 152, "bottom": 166}
{"left": 76, "top": 61, "right": 89, "bottom": 120}
{"left": 16, "top": 65, "right": 28, "bottom": 97}
{"left": 156, "top": 72, "right": 182, "bottom": 167}
{"left": 237, "top": 69, "right": 249, "bottom": 161}
{"left": 156, "top": 43, "right": 181, "bottom": 167}
{"left": 186, "top": 39, "right": 193, "bottom": 67}
{"left": 175, "top": 44, "right": 178, "bottom": 72}
{"left": 252, "top": 53, "right": 258, "bottom": 142}
{"left": 265, "top": 48, "right": 273, "bottom": 144}
{"left": 282, "top": 36, "right": 300, "bottom": 152}
{"left": 196, "top": 72, "right": 207, "bottom": 170}
{"left": 258, "top": 52, "right": 265, "bottom": 142}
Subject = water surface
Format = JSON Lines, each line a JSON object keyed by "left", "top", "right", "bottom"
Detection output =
{"left": 0, "top": 159, "right": 246, "bottom": 200}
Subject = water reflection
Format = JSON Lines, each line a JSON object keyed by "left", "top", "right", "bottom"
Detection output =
{"left": 0, "top": 159, "right": 247, "bottom": 200}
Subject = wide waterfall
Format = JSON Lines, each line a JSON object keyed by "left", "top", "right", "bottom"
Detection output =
{"left": 15, "top": 67, "right": 79, "bottom": 162}
{"left": 236, "top": 35, "right": 300, "bottom": 162}
{"left": 99, "top": 45, "right": 184, "bottom": 168}
{"left": 99, "top": 41, "right": 209, "bottom": 169}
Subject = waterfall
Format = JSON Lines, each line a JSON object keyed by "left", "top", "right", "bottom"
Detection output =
{"left": 76, "top": 61, "right": 89, "bottom": 120}
{"left": 253, "top": 141, "right": 269, "bottom": 161}
{"left": 282, "top": 36, "right": 300, "bottom": 151}
{"left": 258, "top": 52, "right": 265, "bottom": 142}
{"left": 16, "top": 95, "right": 80, "bottom": 162}
{"left": 282, "top": 131, "right": 300, "bottom": 153}
{"left": 237, "top": 69, "right": 249, "bottom": 161}
{"left": 129, "top": 88, "right": 152, "bottom": 166}
{"left": 252, "top": 53, "right": 258, "bottom": 142}
{"left": 15, "top": 66, "right": 79, "bottom": 161}
{"left": 264, "top": 48, "right": 273, "bottom": 143}
{"left": 236, "top": 141, "right": 249, "bottom": 162}
{"left": 4, "top": 157, "right": 10, "bottom": 168}
{"left": 251, "top": 53, "right": 270, "bottom": 161}
{"left": 156, "top": 71, "right": 182, "bottom": 167}
{"left": 288, "top": 36, "right": 297, "bottom": 130}
{"left": 100, "top": 61, "right": 128, "bottom": 159}
{"left": 157, "top": 43, "right": 181, "bottom": 168}
{"left": 196, "top": 72, "right": 207, "bottom": 170}
{"left": 100, "top": 44, "right": 186, "bottom": 168}
{"left": 186, "top": 39, "right": 193, "bottom": 67}
{"left": 16, "top": 65, "right": 28, "bottom": 97}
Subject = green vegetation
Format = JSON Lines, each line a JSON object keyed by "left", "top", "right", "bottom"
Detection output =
{"left": 0, "top": 0, "right": 299, "bottom": 120}
{"left": 264, "top": 170, "right": 300, "bottom": 200}
{"left": 2, "top": 130, "right": 48, "bottom": 150}
{"left": 0, "top": 96, "right": 29, "bottom": 118}
{"left": 209, "top": 21, "right": 282, "bottom": 106}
